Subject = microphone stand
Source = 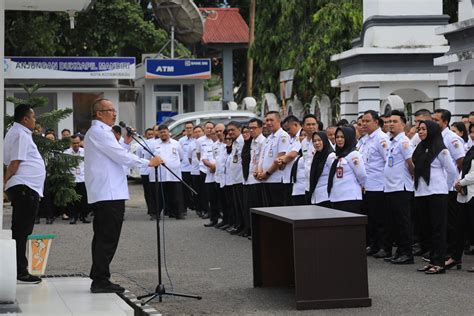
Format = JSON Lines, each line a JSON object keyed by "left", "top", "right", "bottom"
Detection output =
{"left": 128, "top": 132, "right": 201, "bottom": 304}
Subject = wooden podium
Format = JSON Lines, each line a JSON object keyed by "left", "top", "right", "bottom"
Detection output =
{"left": 251, "top": 205, "right": 371, "bottom": 310}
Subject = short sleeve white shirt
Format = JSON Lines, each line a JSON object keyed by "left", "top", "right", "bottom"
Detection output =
{"left": 329, "top": 151, "right": 367, "bottom": 202}
{"left": 64, "top": 147, "right": 85, "bottom": 183}
{"left": 301, "top": 137, "right": 315, "bottom": 191}
{"left": 383, "top": 133, "right": 414, "bottom": 192}
{"left": 360, "top": 128, "right": 390, "bottom": 191}
{"left": 179, "top": 135, "right": 193, "bottom": 172}
{"left": 311, "top": 152, "right": 336, "bottom": 204}
{"left": 150, "top": 138, "right": 183, "bottom": 182}
{"left": 282, "top": 130, "right": 302, "bottom": 184}
{"left": 258, "top": 128, "right": 291, "bottom": 183}
{"left": 4, "top": 122, "right": 46, "bottom": 197}
{"left": 246, "top": 133, "right": 266, "bottom": 185}
{"left": 227, "top": 134, "right": 244, "bottom": 185}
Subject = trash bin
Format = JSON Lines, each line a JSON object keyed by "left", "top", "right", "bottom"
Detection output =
{"left": 27, "top": 234, "right": 56, "bottom": 276}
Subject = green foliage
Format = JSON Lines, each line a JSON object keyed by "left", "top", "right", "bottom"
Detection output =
{"left": 5, "top": 85, "right": 81, "bottom": 207}
{"left": 5, "top": 0, "right": 189, "bottom": 63}
{"left": 250, "top": 0, "right": 362, "bottom": 102}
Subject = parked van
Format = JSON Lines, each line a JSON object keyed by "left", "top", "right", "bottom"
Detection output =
{"left": 162, "top": 110, "right": 258, "bottom": 138}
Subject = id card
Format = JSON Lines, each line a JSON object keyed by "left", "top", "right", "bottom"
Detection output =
{"left": 336, "top": 166, "right": 344, "bottom": 179}
{"left": 388, "top": 156, "right": 394, "bottom": 167}
{"left": 233, "top": 154, "right": 238, "bottom": 163}
{"left": 268, "top": 148, "right": 273, "bottom": 158}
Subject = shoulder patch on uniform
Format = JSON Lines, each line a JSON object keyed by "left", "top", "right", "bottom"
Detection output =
{"left": 281, "top": 136, "right": 287, "bottom": 143}
{"left": 402, "top": 141, "right": 409, "bottom": 149}
{"left": 442, "top": 149, "right": 449, "bottom": 155}
{"left": 351, "top": 156, "right": 359, "bottom": 166}
{"left": 380, "top": 140, "right": 388, "bottom": 149}
{"left": 452, "top": 140, "right": 460, "bottom": 149}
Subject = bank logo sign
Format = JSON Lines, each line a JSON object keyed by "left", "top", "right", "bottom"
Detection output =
{"left": 4, "top": 57, "right": 135, "bottom": 79}
{"left": 146, "top": 59, "right": 211, "bottom": 79}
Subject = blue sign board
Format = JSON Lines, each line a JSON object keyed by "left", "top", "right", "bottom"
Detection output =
{"left": 146, "top": 59, "right": 211, "bottom": 79}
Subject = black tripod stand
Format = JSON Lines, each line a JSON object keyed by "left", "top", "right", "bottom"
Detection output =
{"left": 128, "top": 132, "right": 202, "bottom": 304}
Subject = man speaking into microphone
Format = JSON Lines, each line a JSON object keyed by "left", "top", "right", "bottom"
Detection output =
{"left": 85, "top": 98, "right": 162, "bottom": 294}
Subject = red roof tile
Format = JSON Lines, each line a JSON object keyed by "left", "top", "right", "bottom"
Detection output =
{"left": 199, "top": 8, "right": 249, "bottom": 45}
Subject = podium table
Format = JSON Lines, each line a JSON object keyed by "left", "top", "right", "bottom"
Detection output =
{"left": 251, "top": 205, "right": 371, "bottom": 310}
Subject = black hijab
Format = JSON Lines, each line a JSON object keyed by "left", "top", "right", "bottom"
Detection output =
{"left": 241, "top": 137, "right": 252, "bottom": 181}
{"left": 327, "top": 126, "right": 357, "bottom": 195}
{"left": 461, "top": 146, "right": 474, "bottom": 194}
{"left": 412, "top": 120, "right": 446, "bottom": 189}
{"left": 309, "top": 131, "right": 334, "bottom": 194}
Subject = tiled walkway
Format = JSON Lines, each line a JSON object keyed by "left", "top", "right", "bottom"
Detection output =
{"left": 14, "top": 277, "right": 134, "bottom": 316}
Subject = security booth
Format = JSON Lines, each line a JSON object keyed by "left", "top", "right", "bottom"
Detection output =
{"left": 134, "top": 57, "right": 211, "bottom": 131}
{"left": 4, "top": 56, "right": 137, "bottom": 135}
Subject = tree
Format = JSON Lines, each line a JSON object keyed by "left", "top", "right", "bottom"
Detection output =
{"left": 5, "top": 85, "right": 81, "bottom": 207}
{"left": 5, "top": 0, "right": 188, "bottom": 63}
{"left": 250, "top": 0, "right": 362, "bottom": 102}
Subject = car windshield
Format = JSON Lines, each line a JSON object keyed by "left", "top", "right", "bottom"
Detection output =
{"left": 161, "top": 118, "right": 176, "bottom": 126}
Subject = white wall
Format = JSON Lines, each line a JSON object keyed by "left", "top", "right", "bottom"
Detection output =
{"left": 364, "top": 25, "right": 448, "bottom": 48}
{"left": 57, "top": 91, "right": 73, "bottom": 136}
{"left": 459, "top": 0, "right": 474, "bottom": 21}
{"left": 364, "top": 0, "right": 443, "bottom": 21}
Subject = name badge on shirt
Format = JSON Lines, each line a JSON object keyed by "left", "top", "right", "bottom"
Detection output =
{"left": 336, "top": 166, "right": 344, "bottom": 179}
{"left": 388, "top": 156, "right": 394, "bottom": 167}
{"left": 268, "top": 148, "right": 273, "bottom": 158}
{"left": 172, "top": 147, "right": 177, "bottom": 155}
{"left": 75, "top": 168, "right": 81, "bottom": 175}
{"left": 233, "top": 154, "right": 238, "bottom": 163}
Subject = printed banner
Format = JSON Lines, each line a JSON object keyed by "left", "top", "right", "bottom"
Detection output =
{"left": 28, "top": 234, "right": 56, "bottom": 276}
{"left": 4, "top": 57, "right": 135, "bottom": 79}
{"left": 146, "top": 59, "right": 211, "bottom": 79}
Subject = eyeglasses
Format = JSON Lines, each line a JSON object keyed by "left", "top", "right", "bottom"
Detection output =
{"left": 98, "top": 109, "right": 117, "bottom": 113}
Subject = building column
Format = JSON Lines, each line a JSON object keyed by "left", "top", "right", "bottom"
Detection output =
{"left": 358, "top": 84, "right": 381, "bottom": 115}
{"left": 222, "top": 47, "right": 234, "bottom": 104}
{"left": 436, "top": 82, "right": 449, "bottom": 110}
{"left": 447, "top": 64, "right": 474, "bottom": 118}
{"left": 339, "top": 86, "right": 358, "bottom": 123}
{"left": 57, "top": 91, "right": 74, "bottom": 135}
{"left": 5, "top": 91, "right": 14, "bottom": 116}
{"left": 0, "top": 0, "right": 5, "bottom": 231}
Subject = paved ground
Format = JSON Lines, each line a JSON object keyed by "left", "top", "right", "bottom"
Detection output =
{"left": 3, "top": 181, "right": 474, "bottom": 315}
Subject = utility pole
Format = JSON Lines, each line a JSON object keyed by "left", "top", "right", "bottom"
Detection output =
{"left": 246, "top": 0, "right": 256, "bottom": 97}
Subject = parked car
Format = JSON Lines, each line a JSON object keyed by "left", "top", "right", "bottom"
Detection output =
{"left": 161, "top": 110, "right": 258, "bottom": 139}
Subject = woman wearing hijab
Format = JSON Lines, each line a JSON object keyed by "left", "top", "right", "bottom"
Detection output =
{"left": 327, "top": 126, "right": 367, "bottom": 213}
{"left": 413, "top": 120, "right": 458, "bottom": 274}
{"left": 445, "top": 136, "right": 474, "bottom": 271}
{"left": 290, "top": 130, "right": 308, "bottom": 205}
{"left": 309, "top": 131, "right": 336, "bottom": 207}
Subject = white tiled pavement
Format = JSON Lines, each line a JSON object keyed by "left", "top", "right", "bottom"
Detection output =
{"left": 14, "top": 277, "right": 134, "bottom": 316}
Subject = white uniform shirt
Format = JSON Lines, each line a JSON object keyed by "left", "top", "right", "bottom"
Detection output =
{"left": 442, "top": 127, "right": 465, "bottom": 191}
{"left": 84, "top": 120, "right": 149, "bottom": 204}
{"left": 301, "top": 137, "right": 315, "bottom": 191}
{"left": 64, "top": 147, "right": 85, "bottom": 183}
{"left": 213, "top": 141, "right": 226, "bottom": 186}
{"left": 204, "top": 140, "right": 217, "bottom": 183}
{"left": 179, "top": 135, "right": 193, "bottom": 172}
{"left": 150, "top": 138, "right": 183, "bottom": 182}
{"left": 188, "top": 139, "right": 200, "bottom": 176}
{"left": 356, "top": 134, "right": 368, "bottom": 152}
{"left": 246, "top": 134, "right": 266, "bottom": 185}
{"left": 282, "top": 130, "right": 302, "bottom": 184}
{"left": 227, "top": 134, "right": 244, "bottom": 185}
{"left": 4, "top": 122, "right": 46, "bottom": 197}
{"left": 360, "top": 128, "right": 390, "bottom": 191}
{"left": 466, "top": 138, "right": 473, "bottom": 152}
{"left": 458, "top": 160, "right": 474, "bottom": 204}
{"left": 258, "top": 128, "right": 291, "bottom": 183}
{"left": 383, "top": 133, "right": 414, "bottom": 192}
{"left": 137, "top": 138, "right": 158, "bottom": 176}
{"left": 329, "top": 151, "right": 367, "bottom": 202}
{"left": 291, "top": 156, "right": 306, "bottom": 196}
{"left": 196, "top": 136, "right": 213, "bottom": 174}
{"left": 410, "top": 132, "right": 421, "bottom": 147}
{"left": 414, "top": 149, "right": 458, "bottom": 197}
{"left": 311, "top": 152, "right": 336, "bottom": 204}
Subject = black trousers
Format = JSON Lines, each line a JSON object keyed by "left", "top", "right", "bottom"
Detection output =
{"left": 223, "top": 185, "right": 234, "bottom": 225}
{"left": 141, "top": 175, "right": 157, "bottom": 215}
{"left": 331, "top": 200, "right": 363, "bottom": 214}
{"left": 450, "top": 198, "right": 474, "bottom": 261}
{"left": 38, "top": 178, "right": 55, "bottom": 219}
{"left": 364, "top": 191, "right": 386, "bottom": 251}
{"left": 232, "top": 184, "right": 244, "bottom": 229}
{"left": 7, "top": 185, "right": 40, "bottom": 277}
{"left": 263, "top": 183, "right": 289, "bottom": 207}
{"left": 415, "top": 194, "right": 448, "bottom": 267}
{"left": 216, "top": 185, "right": 227, "bottom": 223}
{"left": 384, "top": 191, "right": 413, "bottom": 256}
{"left": 292, "top": 194, "right": 307, "bottom": 206}
{"left": 447, "top": 191, "right": 459, "bottom": 255}
{"left": 316, "top": 200, "right": 332, "bottom": 208}
{"left": 182, "top": 171, "right": 195, "bottom": 211}
{"left": 70, "top": 182, "right": 89, "bottom": 220}
{"left": 196, "top": 172, "right": 209, "bottom": 214}
{"left": 90, "top": 200, "right": 125, "bottom": 282}
{"left": 158, "top": 182, "right": 185, "bottom": 218}
{"left": 206, "top": 182, "right": 219, "bottom": 222}
{"left": 242, "top": 184, "right": 264, "bottom": 234}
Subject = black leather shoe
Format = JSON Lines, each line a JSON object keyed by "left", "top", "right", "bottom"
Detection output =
{"left": 391, "top": 255, "right": 414, "bottom": 264}
{"left": 201, "top": 214, "right": 209, "bottom": 219}
{"left": 373, "top": 249, "right": 391, "bottom": 259}
{"left": 80, "top": 217, "right": 91, "bottom": 223}
{"left": 34, "top": 217, "right": 40, "bottom": 224}
{"left": 17, "top": 273, "right": 41, "bottom": 284}
{"left": 175, "top": 214, "right": 185, "bottom": 220}
{"left": 204, "top": 221, "right": 217, "bottom": 227}
{"left": 70, "top": 218, "right": 77, "bottom": 225}
{"left": 366, "top": 246, "right": 379, "bottom": 256}
{"left": 46, "top": 218, "right": 54, "bottom": 225}
{"left": 230, "top": 228, "right": 243, "bottom": 235}
{"left": 91, "top": 281, "right": 125, "bottom": 294}
{"left": 413, "top": 248, "right": 429, "bottom": 256}
{"left": 226, "top": 226, "right": 236, "bottom": 232}
{"left": 214, "top": 221, "right": 227, "bottom": 228}
{"left": 220, "top": 224, "right": 231, "bottom": 230}
{"left": 384, "top": 255, "right": 399, "bottom": 262}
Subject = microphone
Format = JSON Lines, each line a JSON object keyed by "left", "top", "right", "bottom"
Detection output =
{"left": 118, "top": 121, "right": 137, "bottom": 136}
